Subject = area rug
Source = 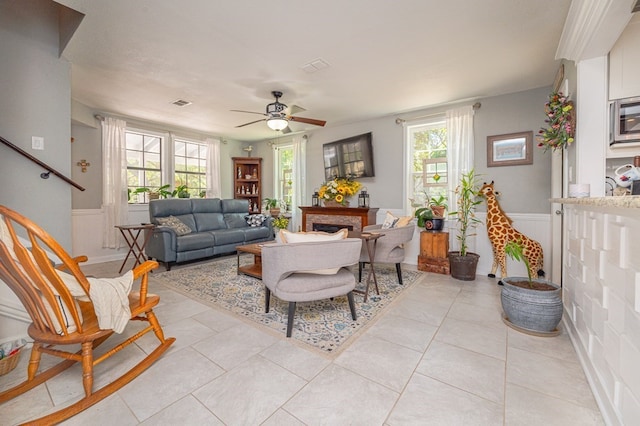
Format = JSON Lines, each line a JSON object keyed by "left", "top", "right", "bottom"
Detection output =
{"left": 153, "top": 256, "right": 425, "bottom": 354}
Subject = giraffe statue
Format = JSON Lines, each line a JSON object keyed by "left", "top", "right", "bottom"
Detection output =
{"left": 478, "top": 181, "right": 544, "bottom": 279}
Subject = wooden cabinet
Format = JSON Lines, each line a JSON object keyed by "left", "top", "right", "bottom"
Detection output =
{"left": 233, "top": 157, "right": 262, "bottom": 214}
{"left": 417, "top": 231, "right": 450, "bottom": 274}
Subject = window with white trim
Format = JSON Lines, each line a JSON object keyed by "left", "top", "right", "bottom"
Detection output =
{"left": 274, "top": 144, "right": 294, "bottom": 211}
{"left": 174, "top": 138, "right": 207, "bottom": 198}
{"left": 406, "top": 117, "right": 448, "bottom": 211}
{"left": 126, "top": 130, "right": 162, "bottom": 203}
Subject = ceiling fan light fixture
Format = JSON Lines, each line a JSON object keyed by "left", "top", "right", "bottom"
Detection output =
{"left": 267, "top": 117, "right": 288, "bottom": 131}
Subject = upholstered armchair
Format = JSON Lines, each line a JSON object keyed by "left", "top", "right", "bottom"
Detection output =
{"left": 261, "top": 238, "right": 362, "bottom": 337}
{"left": 358, "top": 223, "right": 416, "bottom": 285}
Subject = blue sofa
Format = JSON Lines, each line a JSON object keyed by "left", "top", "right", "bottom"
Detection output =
{"left": 145, "top": 198, "right": 273, "bottom": 270}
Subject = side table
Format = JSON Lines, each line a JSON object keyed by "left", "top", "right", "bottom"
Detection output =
{"left": 349, "top": 230, "right": 384, "bottom": 302}
{"left": 115, "top": 223, "right": 155, "bottom": 273}
{"left": 417, "top": 230, "right": 450, "bottom": 274}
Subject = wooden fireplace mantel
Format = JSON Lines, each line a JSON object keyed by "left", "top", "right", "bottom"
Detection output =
{"left": 299, "top": 206, "right": 379, "bottom": 232}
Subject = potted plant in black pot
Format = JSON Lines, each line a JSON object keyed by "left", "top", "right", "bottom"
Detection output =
{"left": 500, "top": 239, "right": 563, "bottom": 336}
{"left": 448, "top": 169, "right": 482, "bottom": 280}
{"left": 429, "top": 194, "right": 448, "bottom": 218}
{"left": 414, "top": 207, "right": 444, "bottom": 231}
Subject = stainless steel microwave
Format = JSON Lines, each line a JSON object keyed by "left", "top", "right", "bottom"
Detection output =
{"left": 611, "top": 96, "right": 640, "bottom": 145}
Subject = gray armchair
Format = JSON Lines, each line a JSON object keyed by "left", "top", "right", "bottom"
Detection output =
{"left": 358, "top": 223, "right": 416, "bottom": 285}
{"left": 261, "top": 238, "right": 362, "bottom": 337}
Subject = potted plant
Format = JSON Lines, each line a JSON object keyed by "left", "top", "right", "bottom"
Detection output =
{"left": 429, "top": 194, "right": 448, "bottom": 218}
{"left": 263, "top": 197, "right": 283, "bottom": 216}
{"left": 448, "top": 169, "right": 482, "bottom": 280}
{"left": 172, "top": 184, "right": 190, "bottom": 198}
{"left": 500, "top": 239, "right": 563, "bottom": 335}
{"left": 148, "top": 184, "right": 172, "bottom": 200}
{"left": 128, "top": 187, "right": 150, "bottom": 203}
{"left": 272, "top": 215, "right": 289, "bottom": 231}
{"left": 414, "top": 207, "right": 444, "bottom": 231}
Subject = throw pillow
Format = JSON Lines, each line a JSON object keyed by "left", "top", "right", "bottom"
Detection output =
{"left": 245, "top": 214, "right": 266, "bottom": 227}
{"left": 394, "top": 216, "right": 413, "bottom": 227}
{"left": 381, "top": 211, "right": 399, "bottom": 229}
{"left": 279, "top": 228, "right": 349, "bottom": 243}
{"left": 157, "top": 216, "right": 192, "bottom": 236}
{"left": 278, "top": 228, "right": 349, "bottom": 274}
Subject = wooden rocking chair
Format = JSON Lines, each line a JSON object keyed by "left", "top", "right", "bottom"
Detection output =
{"left": 0, "top": 205, "right": 175, "bottom": 424}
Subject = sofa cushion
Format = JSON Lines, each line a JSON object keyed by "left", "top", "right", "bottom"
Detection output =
{"left": 149, "top": 198, "right": 193, "bottom": 218}
{"left": 381, "top": 211, "right": 399, "bottom": 229}
{"left": 157, "top": 216, "right": 192, "bottom": 236}
{"left": 194, "top": 212, "right": 226, "bottom": 232}
{"left": 175, "top": 232, "right": 215, "bottom": 251}
{"left": 242, "top": 226, "right": 272, "bottom": 241}
{"left": 225, "top": 213, "right": 248, "bottom": 229}
{"left": 210, "top": 229, "right": 245, "bottom": 246}
{"left": 222, "top": 199, "right": 250, "bottom": 213}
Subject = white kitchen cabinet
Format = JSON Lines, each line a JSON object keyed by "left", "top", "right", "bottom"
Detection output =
{"left": 609, "top": 15, "right": 640, "bottom": 100}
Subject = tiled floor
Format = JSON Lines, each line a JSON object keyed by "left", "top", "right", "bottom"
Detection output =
{"left": 1, "top": 258, "right": 605, "bottom": 425}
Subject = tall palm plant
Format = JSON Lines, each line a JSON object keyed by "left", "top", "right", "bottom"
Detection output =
{"left": 450, "top": 169, "right": 482, "bottom": 256}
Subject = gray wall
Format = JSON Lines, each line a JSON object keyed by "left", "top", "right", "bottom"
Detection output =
{"left": 474, "top": 86, "right": 554, "bottom": 214}
{"left": 0, "top": 0, "right": 74, "bottom": 248}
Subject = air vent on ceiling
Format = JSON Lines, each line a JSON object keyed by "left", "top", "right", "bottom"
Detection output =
{"left": 172, "top": 99, "right": 192, "bottom": 107}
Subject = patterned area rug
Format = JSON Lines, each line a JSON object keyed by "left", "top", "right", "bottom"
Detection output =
{"left": 154, "top": 256, "right": 424, "bottom": 354}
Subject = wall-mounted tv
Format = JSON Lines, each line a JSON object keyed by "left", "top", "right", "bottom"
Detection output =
{"left": 323, "top": 132, "right": 375, "bottom": 180}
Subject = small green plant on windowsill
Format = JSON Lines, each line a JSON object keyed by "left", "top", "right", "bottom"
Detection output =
{"left": 172, "top": 184, "right": 190, "bottom": 198}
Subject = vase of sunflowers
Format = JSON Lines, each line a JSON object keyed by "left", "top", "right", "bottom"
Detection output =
{"left": 318, "top": 177, "right": 362, "bottom": 207}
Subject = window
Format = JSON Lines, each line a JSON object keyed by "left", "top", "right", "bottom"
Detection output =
{"left": 274, "top": 144, "right": 294, "bottom": 211}
{"left": 126, "top": 129, "right": 211, "bottom": 203}
{"left": 406, "top": 117, "right": 448, "bottom": 211}
{"left": 174, "top": 138, "right": 207, "bottom": 198}
{"left": 126, "top": 130, "right": 162, "bottom": 203}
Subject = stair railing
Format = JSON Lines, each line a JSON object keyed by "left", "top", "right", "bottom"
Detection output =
{"left": 0, "top": 135, "right": 85, "bottom": 191}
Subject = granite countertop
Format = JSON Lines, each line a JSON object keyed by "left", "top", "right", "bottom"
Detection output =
{"left": 551, "top": 196, "right": 640, "bottom": 209}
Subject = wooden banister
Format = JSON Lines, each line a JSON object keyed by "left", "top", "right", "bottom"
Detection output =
{"left": 0, "top": 135, "right": 85, "bottom": 191}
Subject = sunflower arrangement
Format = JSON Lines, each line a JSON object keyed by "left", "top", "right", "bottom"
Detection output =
{"left": 318, "top": 177, "right": 362, "bottom": 205}
{"left": 537, "top": 92, "right": 575, "bottom": 152}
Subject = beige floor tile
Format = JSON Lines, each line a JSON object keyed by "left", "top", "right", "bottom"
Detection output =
{"left": 366, "top": 312, "right": 439, "bottom": 352}
{"left": 447, "top": 299, "right": 505, "bottom": 329}
{"left": 193, "top": 355, "right": 306, "bottom": 425}
{"left": 284, "top": 364, "right": 399, "bottom": 426}
{"left": 261, "top": 409, "right": 306, "bottom": 426}
{"left": 62, "top": 394, "right": 139, "bottom": 426}
{"left": 506, "top": 346, "right": 599, "bottom": 410}
{"left": 387, "top": 373, "right": 504, "bottom": 425}
{"left": 507, "top": 325, "right": 577, "bottom": 362}
{"left": 505, "top": 383, "right": 605, "bottom": 425}
{"left": 117, "top": 346, "right": 225, "bottom": 421}
{"left": 139, "top": 395, "right": 224, "bottom": 425}
{"left": 417, "top": 340, "right": 506, "bottom": 403}
{"left": 335, "top": 334, "right": 423, "bottom": 392}
{"left": 192, "top": 306, "right": 246, "bottom": 332}
{"left": 192, "top": 322, "right": 279, "bottom": 370}
{"left": 260, "top": 340, "right": 331, "bottom": 381}
{"left": 435, "top": 316, "right": 507, "bottom": 360}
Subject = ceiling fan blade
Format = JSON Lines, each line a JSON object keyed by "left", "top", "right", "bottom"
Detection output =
{"left": 235, "top": 118, "right": 266, "bottom": 128}
{"left": 288, "top": 116, "right": 326, "bottom": 127}
{"left": 230, "top": 109, "right": 267, "bottom": 116}
{"left": 282, "top": 126, "right": 292, "bottom": 134}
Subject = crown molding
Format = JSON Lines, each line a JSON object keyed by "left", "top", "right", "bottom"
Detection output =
{"left": 556, "top": 0, "right": 634, "bottom": 61}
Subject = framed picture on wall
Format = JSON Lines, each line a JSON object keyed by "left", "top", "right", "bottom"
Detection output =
{"left": 486, "top": 131, "right": 533, "bottom": 167}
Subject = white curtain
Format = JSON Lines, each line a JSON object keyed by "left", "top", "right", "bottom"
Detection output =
{"left": 290, "top": 135, "right": 307, "bottom": 232}
{"left": 446, "top": 105, "right": 475, "bottom": 200}
{"left": 101, "top": 117, "right": 128, "bottom": 249}
{"left": 205, "top": 137, "right": 221, "bottom": 198}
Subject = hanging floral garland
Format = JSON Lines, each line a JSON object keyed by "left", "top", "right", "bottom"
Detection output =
{"left": 537, "top": 92, "right": 575, "bottom": 152}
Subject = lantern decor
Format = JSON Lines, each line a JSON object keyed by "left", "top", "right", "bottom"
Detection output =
{"left": 312, "top": 189, "right": 320, "bottom": 207}
{"left": 358, "top": 187, "right": 370, "bottom": 208}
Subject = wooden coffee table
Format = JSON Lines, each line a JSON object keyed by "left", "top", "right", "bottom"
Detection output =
{"left": 236, "top": 242, "right": 265, "bottom": 279}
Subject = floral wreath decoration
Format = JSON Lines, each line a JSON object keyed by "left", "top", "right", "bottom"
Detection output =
{"left": 537, "top": 92, "right": 575, "bottom": 152}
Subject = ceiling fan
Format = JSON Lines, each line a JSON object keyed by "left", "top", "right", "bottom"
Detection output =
{"left": 232, "top": 91, "right": 326, "bottom": 132}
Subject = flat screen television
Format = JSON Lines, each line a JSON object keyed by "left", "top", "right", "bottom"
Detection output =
{"left": 323, "top": 132, "right": 375, "bottom": 180}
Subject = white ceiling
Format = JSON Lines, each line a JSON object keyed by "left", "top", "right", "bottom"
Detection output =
{"left": 58, "top": 0, "right": 572, "bottom": 141}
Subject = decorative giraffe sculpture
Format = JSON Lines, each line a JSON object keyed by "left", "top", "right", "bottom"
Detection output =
{"left": 478, "top": 181, "right": 544, "bottom": 279}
